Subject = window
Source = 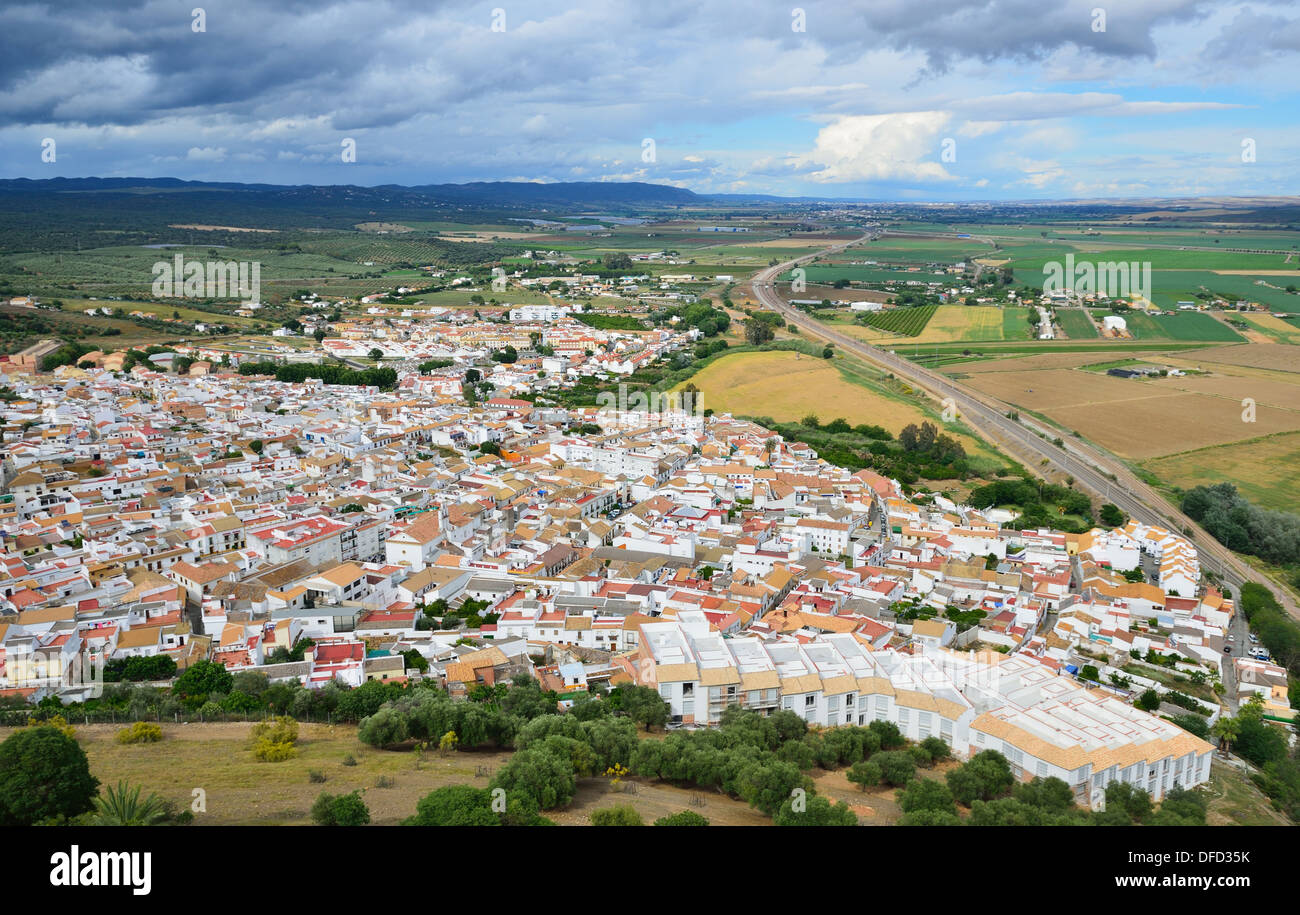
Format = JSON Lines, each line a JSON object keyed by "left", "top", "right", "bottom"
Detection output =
{"left": 682, "top": 682, "right": 693, "bottom": 697}
{"left": 805, "top": 695, "right": 816, "bottom": 707}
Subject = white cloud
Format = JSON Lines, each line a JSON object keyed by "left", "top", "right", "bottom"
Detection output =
{"left": 796, "top": 111, "right": 956, "bottom": 183}
{"left": 185, "top": 146, "right": 227, "bottom": 161}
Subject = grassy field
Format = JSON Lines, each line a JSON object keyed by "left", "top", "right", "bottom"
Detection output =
{"left": 1142, "top": 431, "right": 1300, "bottom": 512}
{"left": 14, "top": 722, "right": 774, "bottom": 827}
{"left": 56, "top": 297, "right": 261, "bottom": 330}
{"left": 1203, "top": 760, "right": 1291, "bottom": 826}
{"left": 1054, "top": 308, "right": 1098, "bottom": 339}
{"left": 921, "top": 305, "right": 1005, "bottom": 342}
{"left": 1002, "top": 306, "right": 1034, "bottom": 340}
{"left": 0, "top": 303, "right": 178, "bottom": 352}
{"left": 1148, "top": 313, "right": 1244, "bottom": 341}
{"left": 2, "top": 721, "right": 1272, "bottom": 827}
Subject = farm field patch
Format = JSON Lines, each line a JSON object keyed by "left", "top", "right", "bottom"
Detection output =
{"left": 1174, "top": 343, "right": 1300, "bottom": 373}
{"left": 1231, "top": 313, "right": 1300, "bottom": 344}
{"left": 1142, "top": 432, "right": 1300, "bottom": 513}
{"left": 963, "top": 366, "right": 1300, "bottom": 459}
{"left": 833, "top": 305, "right": 1019, "bottom": 345}
{"left": 854, "top": 304, "right": 938, "bottom": 337}
{"left": 1053, "top": 308, "right": 1099, "bottom": 338}
{"left": 671, "top": 349, "right": 971, "bottom": 443}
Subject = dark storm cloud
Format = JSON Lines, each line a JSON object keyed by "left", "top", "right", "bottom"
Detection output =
{"left": 0, "top": 0, "right": 1227, "bottom": 129}
{"left": 806, "top": 0, "right": 1220, "bottom": 73}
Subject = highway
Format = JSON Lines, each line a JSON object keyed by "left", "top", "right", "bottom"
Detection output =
{"left": 749, "top": 234, "right": 1298, "bottom": 622}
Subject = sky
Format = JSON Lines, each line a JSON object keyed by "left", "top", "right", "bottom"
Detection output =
{"left": 0, "top": 0, "right": 1297, "bottom": 200}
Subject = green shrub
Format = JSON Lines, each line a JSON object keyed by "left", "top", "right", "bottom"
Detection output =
{"left": 116, "top": 722, "right": 163, "bottom": 744}
{"left": 654, "top": 810, "right": 710, "bottom": 826}
{"left": 589, "top": 804, "right": 644, "bottom": 826}
{"left": 311, "top": 790, "right": 370, "bottom": 826}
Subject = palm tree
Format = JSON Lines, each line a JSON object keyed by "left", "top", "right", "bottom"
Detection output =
{"left": 1211, "top": 716, "right": 1240, "bottom": 754}
{"left": 90, "top": 782, "right": 169, "bottom": 826}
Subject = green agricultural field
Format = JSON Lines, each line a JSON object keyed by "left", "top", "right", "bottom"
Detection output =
{"left": 782, "top": 264, "right": 953, "bottom": 284}
{"left": 1053, "top": 308, "right": 1098, "bottom": 338}
{"left": 1007, "top": 247, "right": 1294, "bottom": 272}
{"left": 1105, "top": 310, "right": 1243, "bottom": 342}
{"left": 850, "top": 237, "right": 995, "bottom": 264}
{"left": 1146, "top": 312, "right": 1244, "bottom": 341}
{"left": 1002, "top": 306, "right": 1034, "bottom": 340}
{"left": 1012, "top": 268, "right": 1300, "bottom": 311}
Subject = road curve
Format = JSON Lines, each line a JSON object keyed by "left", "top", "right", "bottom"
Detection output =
{"left": 749, "top": 234, "right": 1298, "bottom": 621}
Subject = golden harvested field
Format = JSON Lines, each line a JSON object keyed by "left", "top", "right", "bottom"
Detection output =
{"left": 1143, "top": 432, "right": 1300, "bottom": 512}
{"left": 964, "top": 366, "right": 1300, "bottom": 459}
{"left": 1177, "top": 343, "right": 1300, "bottom": 373}
{"left": 676, "top": 350, "right": 941, "bottom": 431}
{"left": 965, "top": 367, "right": 1142, "bottom": 410}
{"left": 1157, "top": 372, "right": 1300, "bottom": 410}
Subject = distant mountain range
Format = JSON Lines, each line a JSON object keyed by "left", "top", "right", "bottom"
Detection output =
{"left": 4, "top": 176, "right": 1296, "bottom": 210}
{"left": 0, "top": 176, "right": 696, "bottom": 207}
{"left": 0, "top": 176, "right": 863, "bottom": 209}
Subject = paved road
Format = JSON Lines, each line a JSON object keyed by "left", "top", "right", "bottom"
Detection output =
{"left": 749, "top": 235, "right": 1299, "bottom": 623}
